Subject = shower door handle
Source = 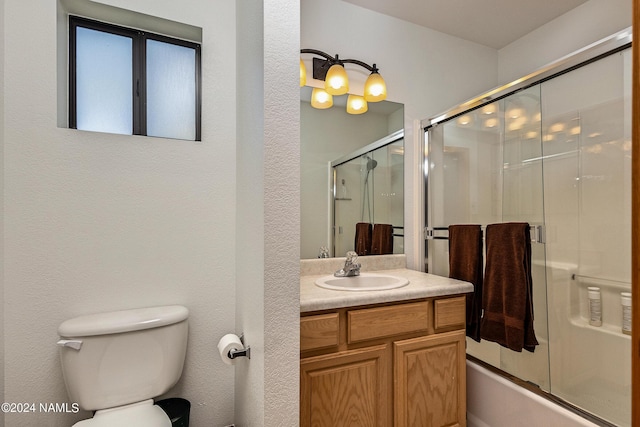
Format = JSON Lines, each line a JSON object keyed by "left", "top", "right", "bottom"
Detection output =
{"left": 530, "top": 225, "right": 545, "bottom": 244}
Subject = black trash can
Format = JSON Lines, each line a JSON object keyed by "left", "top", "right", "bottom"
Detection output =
{"left": 156, "top": 398, "right": 191, "bottom": 427}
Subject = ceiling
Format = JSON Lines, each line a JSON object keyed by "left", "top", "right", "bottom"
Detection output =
{"left": 341, "top": 0, "right": 589, "bottom": 49}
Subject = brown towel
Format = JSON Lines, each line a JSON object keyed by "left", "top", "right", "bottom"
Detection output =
{"left": 480, "top": 222, "right": 538, "bottom": 352}
{"left": 354, "top": 222, "right": 372, "bottom": 256}
{"left": 449, "top": 224, "right": 483, "bottom": 342}
{"left": 370, "top": 224, "right": 393, "bottom": 255}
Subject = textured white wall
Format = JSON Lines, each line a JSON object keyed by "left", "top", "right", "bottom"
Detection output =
{"left": 262, "top": 0, "right": 300, "bottom": 424}
{"left": 3, "top": 0, "right": 237, "bottom": 426}
{"left": 0, "top": 0, "right": 5, "bottom": 425}
{"left": 236, "top": 0, "right": 300, "bottom": 425}
{"left": 235, "top": 0, "right": 266, "bottom": 424}
{"left": 498, "top": 0, "right": 632, "bottom": 84}
{"left": 302, "top": 0, "right": 499, "bottom": 270}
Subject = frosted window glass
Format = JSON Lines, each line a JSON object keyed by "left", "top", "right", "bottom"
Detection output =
{"left": 76, "top": 27, "right": 133, "bottom": 134}
{"left": 146, "top": 40, "right": 196, "bottom": 140}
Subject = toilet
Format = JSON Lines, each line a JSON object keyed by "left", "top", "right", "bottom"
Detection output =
{"left": 57, "top": 305, "right": 189, "bottom": 426}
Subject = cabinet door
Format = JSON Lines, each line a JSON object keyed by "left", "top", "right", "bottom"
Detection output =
{"left": 301, "top": 345, "right": 389, "bottom": 427}
{"left": 394, "top": 330, "right": 466, "bottom": 427}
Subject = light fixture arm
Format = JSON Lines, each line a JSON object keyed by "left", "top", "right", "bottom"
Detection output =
{"left": 341, "top": 59, "right": 377, "bottom": 73}
{"left": 300, "top": 49, "right": 379, "bottom": 80}
{"left": 300, "top": 49, "right": 335, "bottom": 62}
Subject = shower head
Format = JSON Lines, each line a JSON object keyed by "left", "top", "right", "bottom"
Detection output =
{"left": 366, "top": 156, "right": 378, "bottom": 171}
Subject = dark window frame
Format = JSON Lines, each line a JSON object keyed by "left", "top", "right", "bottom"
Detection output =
{"left": 69, "top": 16, "right": 202, "bottom": 141}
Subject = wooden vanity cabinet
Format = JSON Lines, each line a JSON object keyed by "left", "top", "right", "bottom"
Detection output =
{"left": 300, "top": 295, "right": 467, "bottom": 427}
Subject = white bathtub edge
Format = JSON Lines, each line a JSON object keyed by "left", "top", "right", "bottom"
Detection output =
{"left": 466, "top": 360, "right": 600, "bottom": 427}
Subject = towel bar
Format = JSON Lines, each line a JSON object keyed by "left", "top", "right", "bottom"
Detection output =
{"left": 425, "top": 224, "right": 545, "bottom": 244}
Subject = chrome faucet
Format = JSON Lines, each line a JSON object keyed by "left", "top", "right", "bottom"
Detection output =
{"left": 334, "top": 251, "right": 361, "bottom": 277}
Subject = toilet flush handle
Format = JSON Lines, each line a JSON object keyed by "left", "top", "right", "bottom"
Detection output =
{"left": 57, "top": 339, "right": 83, "bottom": 351}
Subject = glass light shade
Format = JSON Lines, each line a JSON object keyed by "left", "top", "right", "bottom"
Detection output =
{"left": 526, "top": 131, "right": 539, "bottom": 139}
{"left": 481, "top": 104, "right": 497, "bottom": 115}
{"left": 364, "top": 72, "right": 387, "bottom": 102}
{"left": 457, "top": 115, "right": 472, "bottom": 126}
{"left": 549, "top": 122, "right": 566, "bottom": 133}
{"left": 484, "top": 118, "right": 498, "bottom": 128}
{"left": 324, "top": 64, "right": 349, "bottom": 95}
{"left": 346, "top": 94, "right": 368, "bottom": 114}
{"left": 311, "top": 88, "right": 333, "bottom": 109}
{"left": 507, "top": 107, "right": 523, "bottom": 118}
{"left": 300, "top": 58, "right": 307, "bottom": 87}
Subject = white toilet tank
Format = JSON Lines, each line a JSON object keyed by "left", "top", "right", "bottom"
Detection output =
{"left": 58, "top": 305, "right": 189, "bottom": 411}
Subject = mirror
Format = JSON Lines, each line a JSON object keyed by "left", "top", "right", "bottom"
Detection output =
{"left": 332, "top": 132, "right": 404, "bottom": 258}
{"left": 300, "top": 86, "right": 404, "bottom": 259}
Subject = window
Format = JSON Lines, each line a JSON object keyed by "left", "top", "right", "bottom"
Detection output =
{"left": 69, "top": 16, "right": 201, "bottom": 140}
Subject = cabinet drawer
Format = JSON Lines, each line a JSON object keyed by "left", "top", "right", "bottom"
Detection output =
{"left": 348, "top": 301, "right": 429, "bottom": 343}
{"left": 301, "top": 313, "right": 340, "bottom": 351}
{"left": 434, "top": 296, "right": 466, "bottom": 330}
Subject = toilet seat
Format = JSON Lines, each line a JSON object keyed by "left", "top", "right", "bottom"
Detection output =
{"left": 72, "top": 400, "right": 171, "bottom": 427}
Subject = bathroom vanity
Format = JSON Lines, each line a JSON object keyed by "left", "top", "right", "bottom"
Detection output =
{"left": 300, "top": 256, "right": 473, "bottom": 426}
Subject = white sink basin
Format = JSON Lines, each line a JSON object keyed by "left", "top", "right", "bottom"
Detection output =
{"left": 315, "top": 273, "right": 409, "bottom": 291}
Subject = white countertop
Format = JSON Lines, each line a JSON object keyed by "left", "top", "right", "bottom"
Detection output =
{"left": 301, "top": 267, "right": 473, "bottom": 313}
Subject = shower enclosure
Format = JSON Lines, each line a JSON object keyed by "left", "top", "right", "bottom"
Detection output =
{"left": 332, "top": 130, "right": 404, "bottom": 257}
{"left": 425, "top": 30, "right": 631, "bottom": 426}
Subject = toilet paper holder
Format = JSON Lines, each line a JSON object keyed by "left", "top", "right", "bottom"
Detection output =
{"left": 228, "top": 334, "right": 251, "bottom": 360}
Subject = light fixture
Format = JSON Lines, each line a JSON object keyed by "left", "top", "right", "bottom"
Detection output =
{"left": 300, "top": 58, "right": 307, "bottom": 87}
{"left": 456, "top": 115, "right": 472, "bottom": 126}
{"left": 484, "top": 118, "right": 498, "bottom": 128}
{"left": 549, "top": 122, "right": 566, "bottom": 133}
{"left": 508, "top": 116, "right": 528, "bottom": 131}
{"left": 311, "top": 88, "right": 333, "bottom": 109}
{"left": 325, "top": 60, "right": 349, "bottom": 95}
{"left": 346, "top": 95, "right": 368, "bottom": 114}
{"left": 363, "top": 67, "right": 386, "bottom": 102}
{"left": 526, "top": 131, "right": 539, "bottom": 139}
{"left": 507, "top": 107, "right": 523, "bottom": 119}
{"left": 300, "top": 48, "right": 387, "bottom": 113}
{"left": 481, "top": 104, "right": 497, "bottom": 115}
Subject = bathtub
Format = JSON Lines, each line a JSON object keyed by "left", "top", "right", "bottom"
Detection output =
{"left": 466, "top": 360, "right": 600, "bottom": 427}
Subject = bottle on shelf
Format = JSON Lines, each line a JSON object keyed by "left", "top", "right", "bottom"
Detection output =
{"left": 588, "top": 287, "right": 602, "bottom": 327}
{"left": 621, "top": 291, "right": 631, "bottom": 335}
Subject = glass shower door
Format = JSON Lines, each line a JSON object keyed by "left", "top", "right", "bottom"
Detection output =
{"left": 425, "top": 46, "right": 632, "bottom": 425}
{"left": 426, "top": 86, "right": 551, "bottom": 391}
{"left": 541, "top": 49, "right": 631, "bottom": 426}
{"left": 498, "top": 87, "right": 549, "bottom": 390}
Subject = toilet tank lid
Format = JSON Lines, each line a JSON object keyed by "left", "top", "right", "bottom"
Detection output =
{"left": 58, "top": 305, "right": 189, "bottom": 337}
